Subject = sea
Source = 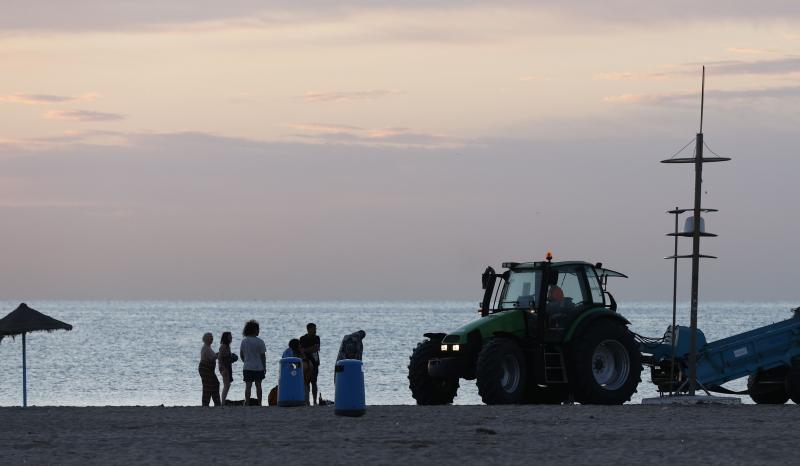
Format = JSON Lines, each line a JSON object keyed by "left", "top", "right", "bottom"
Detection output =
{"left": 1, "top": 300, "right": 797, "bottom": 407}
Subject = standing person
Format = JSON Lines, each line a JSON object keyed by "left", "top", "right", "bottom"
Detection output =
{"left": 283, "top": 338, "right": 313, "bottom": 405}
{"left": 336, "top": 330, "right": 366, "bottom": 362}
{"left": 334, "top": 330, "right": 366, "bottom": 383}
{"left": 198, "top": 332, "right": 220, "bottom": 406}
{"left": 282, "top": 338, "right": 302, "bottom": 359}
{"left": 240, "top": 320, "right": 266, "bottom": 406}
{"left": 300, "top": 323, "right": 321, "bottom": 405}
{"left": 217, "top": 331, "right": 238, "bottom": 404}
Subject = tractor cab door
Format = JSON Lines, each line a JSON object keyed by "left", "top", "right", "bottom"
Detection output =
{"left": 583, "top": 266, "right": 606, "bottom": 306}
{"left": 594, "top": 266, "right": 627, "bottom": 311}
{"left": 543, "top": 265, "right": 593, "bottom": 333}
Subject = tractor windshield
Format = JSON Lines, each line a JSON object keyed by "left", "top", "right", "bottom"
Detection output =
{"left": 499, "top": 269, "right": 541, "bottom": 310}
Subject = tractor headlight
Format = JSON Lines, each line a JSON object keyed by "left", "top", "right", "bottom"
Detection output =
{"left": 441, "top": 344, "right": 448, "bottom": 352}
{"left": 452, "top": 344, "right": 460, "bottom": 351}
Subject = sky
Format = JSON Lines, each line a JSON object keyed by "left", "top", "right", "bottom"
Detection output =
{"left": 1, "top": 1, "right": 799, "bottom": 302}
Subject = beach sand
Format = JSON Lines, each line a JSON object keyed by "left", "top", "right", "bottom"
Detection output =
{"left": 1, "top": 404, "right": 796, "bottom": 465}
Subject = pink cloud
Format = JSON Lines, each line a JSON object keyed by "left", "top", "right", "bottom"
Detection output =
{"left": 302, "top": 89, "right": 401, "bottom": 103}
{"left": 286, "top": 122, "right": 460, "bottom": 147}
{"left": 1, "top": 92, "right": 99, "bottom": 105}
{"left": 42, "top": 109, "right": 124, "bottom": 122}
{"left": 603, "top": 85, "right": 800, "bottom": 105}
{"left": 602, "top": 93, "right": 657, "bottom": 103}
{"left": 0, "top": 130, "right": 131, "bottom": 151}
{"left": 593, "top": 72, "right": 636, "bottom": 81}
{"left": 286, "top": 123, "right": 364, "bottom": 133}
{"left": 727, "top": 47, "right": 778, "bottom": 55}
{"left": 288, "top": 122, "right": 411, "bottom": 139}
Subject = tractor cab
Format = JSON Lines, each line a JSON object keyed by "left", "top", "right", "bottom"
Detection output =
{"left": 480, "top": 259, "right": 625, "bottom": 318}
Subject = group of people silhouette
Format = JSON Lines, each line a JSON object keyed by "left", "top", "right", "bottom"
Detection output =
{"left": 198, "top": 320, "right": 366, "bottom": 406}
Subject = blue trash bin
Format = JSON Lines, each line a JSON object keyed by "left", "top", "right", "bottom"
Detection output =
{"left": 278, "top": 357, "right": 305, "bottom": 407}
{"left": 334, "top": 359, "right": 365, "bottom": 417}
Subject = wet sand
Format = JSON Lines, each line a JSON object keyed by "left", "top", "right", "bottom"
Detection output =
{"left": 1, "top": 405, "right": 797, "bottom": 465}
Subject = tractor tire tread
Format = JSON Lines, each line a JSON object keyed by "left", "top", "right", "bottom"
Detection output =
{"left": 476, "top": 337, "right": 527, "bottom": 405}
{"left": 568, "top": 320, "right": 642, "bottom": 405}
{"left": 748, "top": 366, "right": 789, "bottom": 405}
{"left": 408, "top": 339, "right": 459, "bottom": 405}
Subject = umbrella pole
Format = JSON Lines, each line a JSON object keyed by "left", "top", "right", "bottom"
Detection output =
{"left": 22, "top": 332, "right": 27, "bottom": 408}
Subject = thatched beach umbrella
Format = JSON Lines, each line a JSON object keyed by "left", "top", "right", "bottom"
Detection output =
{"left": 0, "top": 303, "right": 72, "bottom": 407}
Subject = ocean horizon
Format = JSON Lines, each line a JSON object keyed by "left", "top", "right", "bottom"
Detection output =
{"left": 2, "top": 300, "right": 798, "bottom": 407}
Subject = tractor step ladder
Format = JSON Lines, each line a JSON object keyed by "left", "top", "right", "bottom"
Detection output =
{"left": 544, "top": 352, "right": 568, "bottom": 383}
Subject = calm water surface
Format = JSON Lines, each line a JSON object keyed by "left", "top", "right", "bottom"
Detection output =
{"left": 1, "top": 301, "right": 797, "bottom": 406}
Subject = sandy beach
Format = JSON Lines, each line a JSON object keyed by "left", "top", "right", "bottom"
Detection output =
{"left": 1, "top": 404, "right": 797, "bottom": 465}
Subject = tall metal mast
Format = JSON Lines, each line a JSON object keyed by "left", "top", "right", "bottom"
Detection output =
{"left": 661, "top": 66, "right": 729, "bottom": 395}
{"left": 688, "top": 68, "right": 705, "bottom": 395}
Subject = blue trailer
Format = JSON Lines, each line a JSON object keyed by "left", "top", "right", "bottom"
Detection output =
{"left": 640, "top": 307, "right": 800, "bottom": 404}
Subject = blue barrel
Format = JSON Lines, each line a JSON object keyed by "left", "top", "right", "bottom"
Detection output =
{"left": 334, "top": 359, "right": 365, "bottom": 416}
{"left": 278, "top": 357, "right": 305, "bottom": 407}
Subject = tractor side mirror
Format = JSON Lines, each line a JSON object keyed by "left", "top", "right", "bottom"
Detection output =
{"left": 481, "top": 266, "right": 496, "bottom": 290}
{"left": 481, "top": 267, "right": 497, "bottom": 315}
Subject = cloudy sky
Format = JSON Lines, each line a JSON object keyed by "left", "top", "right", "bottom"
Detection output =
{"left": 1, "top": 1, "right": 799, "bottom": 302}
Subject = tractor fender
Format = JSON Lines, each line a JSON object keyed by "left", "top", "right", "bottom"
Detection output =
{"left": 423, "top": 333, "right": 446, "bottom": 342}
{"left": 491, "top": 331, "right": 523, "bottom": 345}
{"left": 564, "top": 310, "right": 631, "bottom": 343}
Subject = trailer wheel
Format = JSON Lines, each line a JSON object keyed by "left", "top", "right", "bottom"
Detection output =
{"left": 568, "top": 320, "right": 642, "bottom": 405}
{"left": 408, "top": 339, "right": 459, "bottom": 405}
{"left": 784, "top": 364, "right": 800, "bottom": 404}
{"left": 476, "top": 337, "right": 528, "bottom": 404}
{"left": 748, "top": 367, "right": 789, "bottom": 404}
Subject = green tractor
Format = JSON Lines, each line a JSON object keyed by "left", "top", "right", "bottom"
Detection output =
{"left": 408, "top": 256, "right": 642, "bottom": 405}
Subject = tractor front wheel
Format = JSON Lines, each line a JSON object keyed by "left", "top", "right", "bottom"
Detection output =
{"left": 476, "top": 337, "right": 528, "bottom": 404}
{"left": 748, "top": 366, "right": 789, "bottom": 404}
{"left": 568, "top": 320, "right": 642, "bottom": 405}
{"left": 408, "top": 339, "right": 459, "bottom": 405}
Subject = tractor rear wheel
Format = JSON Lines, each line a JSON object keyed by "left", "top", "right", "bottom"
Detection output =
{"left": 476, "top": 337, "right": 528, "bottom": 404}
{"left": 785, "top": 363, "right": 800, "bottom": 404}
{"left": 568, "top": 320, "right": 642, "bottom": 405}
{"left": 408, "top": 339, "right": 459, "bottom": 405}
{"left": 748, "top": 366, "right": 789, "bottom": 404}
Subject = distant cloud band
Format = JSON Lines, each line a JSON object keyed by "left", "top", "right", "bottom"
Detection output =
{"left": 598, "top": 56, "right": 800, "bottom": 84}
{"left": 603, "top": 85, "right": 800, "bottom": 105}
{"left": 286, "top": 122, "right": 459, "bottom": 147}
{"left": 0, "top": 92, "right": 99, "bottom": 105}
{"left": 42, "top": 109, "right": 125, "bottom": 122}
{"left": 302, "top": 89, "right": 402, "bottom": 103}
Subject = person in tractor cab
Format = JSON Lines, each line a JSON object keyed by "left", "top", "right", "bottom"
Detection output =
{"left": 548, "top": 285, "right": 565, "bottom": 302}
{"left": 548, "top": 282, "right": 576, "bottom": 312}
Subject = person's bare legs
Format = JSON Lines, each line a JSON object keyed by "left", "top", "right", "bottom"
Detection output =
{"left": 221, "top": 380, "right": 231, "bottom": 404}
{"left": 211, "top": 386, "right": 221, "bottom": 406}
{"left": 311, "top": 379, "right": 318, "bottom": 406}
{"left": 255, "top": 380, "right": 263, "bottom": 405}
{"left": 244, "top": 381, "right": 252, "bottom": 406}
